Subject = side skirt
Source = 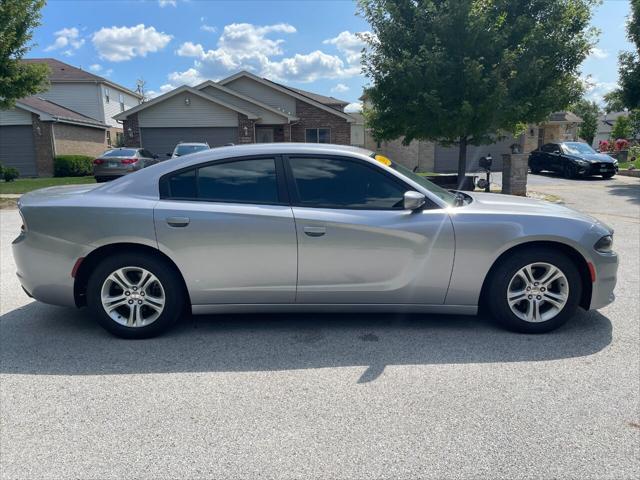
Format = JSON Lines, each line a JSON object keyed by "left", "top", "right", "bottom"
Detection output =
{"left": 191, "top": 304, "right": 478, "bottom": 315}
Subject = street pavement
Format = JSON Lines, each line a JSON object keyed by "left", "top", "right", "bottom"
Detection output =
{"left": 1, "top": 173, "right": 639, "bottom": 479}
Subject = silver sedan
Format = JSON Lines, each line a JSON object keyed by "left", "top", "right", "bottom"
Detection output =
{"left": 12, "top": 144, "right": 618, "bottom": 338}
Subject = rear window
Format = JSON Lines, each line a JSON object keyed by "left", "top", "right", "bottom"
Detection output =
{"left": 175, "top": 145, "right": 208, "bottom": 156}
{"left": 103, "top": 149, "right": 137, "bottom": 157}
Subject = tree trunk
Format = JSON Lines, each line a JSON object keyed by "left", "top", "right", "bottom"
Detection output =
{"left": 457, "top": 136, "right": 468, "bottom": 189}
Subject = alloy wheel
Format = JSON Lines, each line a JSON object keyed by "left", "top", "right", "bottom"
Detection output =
{"left": 506, "top": 262, "right": 569, "bottom": 323}
{"left": 100, "top": 266, "right": 166, "bottom": 327}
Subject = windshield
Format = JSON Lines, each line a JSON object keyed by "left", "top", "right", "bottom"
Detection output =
{"left": 103, "top": 149, "right": 137, "bottom": 157}
{"left": 373, "top": 155, "right": 458, "bottom": 206}
{"left": 175, "top": 144, "right": 208, "bottom": 156}
{"left": 561, "top": 142, "right": 596, "bottom": 155}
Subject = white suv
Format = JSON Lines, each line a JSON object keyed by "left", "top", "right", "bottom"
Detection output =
{"left": 169, "top": 142, "right": 210, "bottom": 158}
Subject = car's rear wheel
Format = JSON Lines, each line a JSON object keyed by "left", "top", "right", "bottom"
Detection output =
{"left": 488, "top": 248, "right": 582, "bottom": 333}
{"left": 529, "top": 165, "right": 542, "bottom": 174}
{"left": 86, "top": 253, "right": 185, "bottom": 338}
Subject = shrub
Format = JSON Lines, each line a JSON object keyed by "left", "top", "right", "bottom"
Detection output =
{"left": 598, "top": 140, "right": 611, "bottom": 152}
{"left": 614, "top": 138, "right": 629, "bottom": 151}
{"left": 0, "top": 164, "right": 4, "bottom": 177}
{"left": 3, "top": 167, "right": 20, "bottom": 182}
{"left": 54, "top": 155, "right": 94, "bottom": 177}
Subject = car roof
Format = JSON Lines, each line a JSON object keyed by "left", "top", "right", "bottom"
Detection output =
{"left": 175, "top": 142, "right": 209, "bottom": 147}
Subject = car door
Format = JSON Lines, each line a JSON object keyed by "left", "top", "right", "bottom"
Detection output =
{"left": 154, "top": 156, "right": 297, "bottom": 305}
{"left": 545, "top": 143, "right": 563, "bottom": 171}
{"left": 285, "top": 155, "right": 455, "bottom": 305}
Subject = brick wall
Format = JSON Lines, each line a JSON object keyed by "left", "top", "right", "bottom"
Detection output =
{"left": 53, "top": 123, "right": 107, "bottom": 157}
{"left": 123, "top": 113, "right": 141, "bottom": 147}
{"left": 290, "top": 100, "right": 350, "bottom": 145}
{"left": 31, "top": 114, "right": 54, "bottom": 176}
{"left": 237, "top": 114, "right": 255, "bottom": 144}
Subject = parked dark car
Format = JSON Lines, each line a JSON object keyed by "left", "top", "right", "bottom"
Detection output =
{"left": 93, "top": 148, "right": 160, "bottom": 182}
{"left": 529, "top": 142, "right": 618, "bottom": 179}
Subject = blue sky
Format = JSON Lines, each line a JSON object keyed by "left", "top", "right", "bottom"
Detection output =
{"left": 31, "top": 0, "right": 633, "bottom": 110}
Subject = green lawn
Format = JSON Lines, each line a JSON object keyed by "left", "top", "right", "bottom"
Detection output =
{"left": 0, "top": 176, "right": 95, "bottom": 195}
{"left": 618, "top": 158, "right": 640, "bottom": 171}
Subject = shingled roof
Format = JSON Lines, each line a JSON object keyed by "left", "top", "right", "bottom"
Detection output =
{"left": 22, "top": 58, "right": 142, "bottom": 98}
{"left": 17, "top": 96, "right": 107, "bottom": 128}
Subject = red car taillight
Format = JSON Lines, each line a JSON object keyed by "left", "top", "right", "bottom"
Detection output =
{"left": 120, "top": 158, "right": 138, "bottom": 165}
{"left": 93, "top": 158, "right": 104, "bottom": 165}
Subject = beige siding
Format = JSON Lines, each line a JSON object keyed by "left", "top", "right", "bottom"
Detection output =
{"left": 224, "top": 77, "right": 296, "bottom": 115}
{"left": 350, "top": 123, "right": 365, "bottom": 147}
{"left": 102, "top": 84, "right": 140, "bottom": 127}
{"left": 200, "top": 86, "right": 287, "bottom": 124}
{"left": 53, "top": 123, "right": 106, "bottom": 157}
{"left": 38, "top": 83, "right": 102, "bottom": 121}
{"left": 0, "top": 107, "right": 33, "bottom": 126}
{"left": 138, "top": 93, "right": 239, "bottom": 128}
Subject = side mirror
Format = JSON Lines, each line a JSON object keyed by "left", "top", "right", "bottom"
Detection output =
{"left": 404, "top": 191, "right": 426, "bottom": 211}
{"left": 553, "top": 150, "right": 561, "bottom": 154}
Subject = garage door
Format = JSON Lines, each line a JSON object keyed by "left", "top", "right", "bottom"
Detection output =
{"left": 0, "top": 125, "right": 37, "bottom": 176}
{"left": 140, "top": 127, "right": 238, "bottom": 156}
{"left": 434, "top": 135, "right": 519, "bottom": 173}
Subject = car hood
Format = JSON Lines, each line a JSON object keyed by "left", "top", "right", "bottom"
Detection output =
{"left": 461, "top": 191, "right": 609, "bottom": 228}
{"left": 569, "top": 153, "right": 616, "bottom": 163}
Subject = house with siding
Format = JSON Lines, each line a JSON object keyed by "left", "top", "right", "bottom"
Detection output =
{"left": 114, "top": 71, "right": 354, "bottom": 155}
{"left": 0, "top": 58, "right": 142, "bottom": 176}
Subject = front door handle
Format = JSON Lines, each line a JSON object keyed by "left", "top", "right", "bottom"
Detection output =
{"left": 166, "top": 216, "right": 190, "bottom": 227}
{"left": 304, "top": 226, "right": 326, "bottom": 237}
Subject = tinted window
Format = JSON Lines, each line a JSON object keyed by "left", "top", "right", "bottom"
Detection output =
{"left": 167, "top": 169, "right": 197, "bottom": 198}
{"left": 198, "top": 158, "right": 278, "bottom": 203}
{"left": 289, "top": 157, "right": 406, "bottom": 209}
{"left": 103, "top": 149, "right": 137, "bottom": 157}
{"left": 562, "top": 142, "right": 596, "bottom": 155}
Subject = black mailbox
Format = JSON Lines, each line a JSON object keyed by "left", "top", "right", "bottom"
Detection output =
{"left": 479, "top": 154, "right": 493, "bottom": 170}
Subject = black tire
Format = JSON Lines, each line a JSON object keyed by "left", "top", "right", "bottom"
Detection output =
{"left": 602, "top": 172, "right": 615, "bottom": 179}
{"left": 86, "top": 253, "right": 185, "bottom": 338}
{"left": 563, "top": 163, "right": 577, "bottom": 179}
{"left": 94, "top": 176, "right": 107, "bottom": 183}
{"left": 487, "top": 247, "right": 582, "bottom": 333}
{"left": 530, "top": 165, "right": 542, "bottom": 174}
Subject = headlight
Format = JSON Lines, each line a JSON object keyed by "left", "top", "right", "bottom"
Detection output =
{"left": 594, "top": 235, "right": 613, "bottom": 253}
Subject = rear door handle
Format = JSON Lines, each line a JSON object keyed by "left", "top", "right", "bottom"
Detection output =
{"left": 304, "top": 226, "right": 326, "bottom": 237}
{"left": 166, "top": 216, "right": 190, "bottom": 227}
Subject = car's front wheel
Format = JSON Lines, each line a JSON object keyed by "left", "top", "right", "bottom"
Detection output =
{"left": 602, "top": 172, "right": 615, "bottom": 179}
{"left": 86, "top": 253, "right": 185, "bottom": 338}
{"left": 563, "top": 163, "right": 577, "bottom": 179}
{"left": 488, "top": 248, "right": 582, "bottom": 333}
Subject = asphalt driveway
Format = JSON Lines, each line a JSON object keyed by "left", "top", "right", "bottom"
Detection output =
{"left": 1, "top": 174, "right": 638, "bottom": 479}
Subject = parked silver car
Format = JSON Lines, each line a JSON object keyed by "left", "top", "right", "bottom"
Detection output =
{"left": 93, "top": 147, "right": 160, "bottom": 182}
{"left": 13, "top": 144, "right": 617, "bottom": 338}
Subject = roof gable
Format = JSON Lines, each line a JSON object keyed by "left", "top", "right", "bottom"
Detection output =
{"left": 15, "top": 96, "right": 107, "bottom": 128}
{"left": 218, "top": 71, "right": 354, "bottom": 122}
{"left": 113, "top": 85, "right": 259, "bottom": 121}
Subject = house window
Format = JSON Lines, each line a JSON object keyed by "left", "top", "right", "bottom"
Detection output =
{"left": 119, "top": 93, "right": 125, "bottom": 112}
{"left": 106, "top": 131, "right": 112, "bottom": 146}
{"left": 305, "top": 128, "right": 331, "bottom": 144}
{"left": 105, "top": 88, "right": 110, "bottom": 103}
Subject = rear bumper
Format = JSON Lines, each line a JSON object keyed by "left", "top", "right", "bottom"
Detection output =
{"left": 589, "top": 251, "right": 618, "bottom": 310}
{"left": 12, "top": 229, "right": 90, "bottom": 307}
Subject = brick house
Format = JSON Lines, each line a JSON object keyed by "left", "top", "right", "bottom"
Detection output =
{"left": 114, "top": 71, "right": 354, "bottom": 155}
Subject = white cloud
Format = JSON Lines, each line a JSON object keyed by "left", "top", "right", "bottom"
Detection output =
{"left": 345, "top": 102, "right": 362, "bottom": 113}
{"left": 331, "top": 83, "right": 349, "bottom": 93}
{"left": 323, "top": 30, "right": 369, "bottom": 65}
{"left": 201, "top": 25, "right": 217, "bottom": 33}
{"left": 168, "top": 68, "right": 205, "bottom": 86}
{"left": 582, "top": 75, "right": 618, "bottom": 104}
{"left": 92, "top": 24, "right": 172, "bottom": 62}
{"left": 158, "top": 0, "right": 177, "bottom": 7}
{"left": 146, "top": 83, "right": 176, "bottom": 99}
{"left": 88, "top": 63, "right": 102, "bottom": 72}
{"left": 44, "top": 27, "right": 84, "bottom": 53}
{"left": 589, "top": 47, "right": 609, "bottom": 60}
{"left": 170, "top": 22, "right": 361, "bottom": 87}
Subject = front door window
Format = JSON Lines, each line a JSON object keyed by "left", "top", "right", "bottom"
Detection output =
{"left": 256, "top": 128, "right": 275, "bottom": 143}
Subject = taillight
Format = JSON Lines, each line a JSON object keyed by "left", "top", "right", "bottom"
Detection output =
{"left": 120, "top": 158, "right": 138, "bottom": 165}
{"left": 93, "top": 158, "right": 104, "bottom": 165}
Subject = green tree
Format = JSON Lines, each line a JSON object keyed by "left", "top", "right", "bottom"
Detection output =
{"left": 359, "top": 0, "right": 597, "bottom": 180}
{"left": 603, "top": 90, "right": 625, "bottom": 113}
{"left": 0, "top": 0, "right": 49, "bottom": 109}
{"left": 618, "top": 0, "right": 639, "bottom": 109}
{"left": 571, "top": 98, "right": 599, "bottom": 145}
{"left": 629, "top": 109, "right": 640, "bottom": 139}
{"left": 611, "top": 115, "right": 631, "bottom": 140}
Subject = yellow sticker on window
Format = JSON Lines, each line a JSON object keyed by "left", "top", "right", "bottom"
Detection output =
{"left": 374, "top": 154, "right": 392, "bottom": 166}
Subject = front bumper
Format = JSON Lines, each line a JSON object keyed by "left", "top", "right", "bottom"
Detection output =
{"left": 578, "top": 163, "right": 618, "bottom": 176}
{"left": 589, "top": 251, "right": 618, "bottom": 310}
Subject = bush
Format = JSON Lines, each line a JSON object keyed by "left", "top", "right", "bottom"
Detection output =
{"left": 3, "top": 167, "right": 20, "bottom": 182}
{"left": 54, "top": 155, "right": 94, "bottom": 177}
